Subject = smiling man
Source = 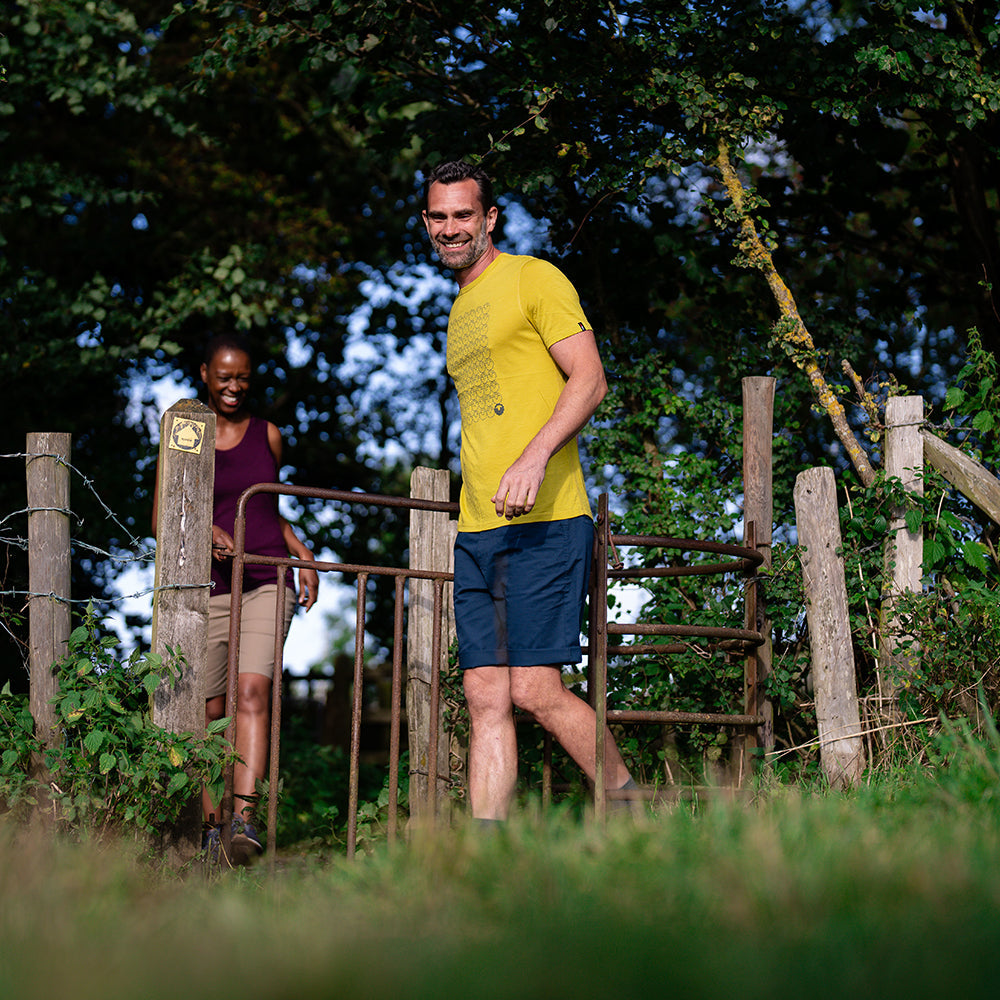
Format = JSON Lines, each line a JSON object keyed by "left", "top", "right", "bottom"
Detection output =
{"left": 422, "top": 160, "right": 635, "bottom": 820}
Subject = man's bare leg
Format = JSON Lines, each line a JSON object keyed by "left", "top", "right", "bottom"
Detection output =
{"left": 510, "top": 665, "right": 632, "bottom": 789}
{"left": 463, "top": 666, "right": 518, "bottom": 819}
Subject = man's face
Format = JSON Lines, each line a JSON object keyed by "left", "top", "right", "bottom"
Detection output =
{"left": 423, "top": 178, "right": 498, "bottom": 273}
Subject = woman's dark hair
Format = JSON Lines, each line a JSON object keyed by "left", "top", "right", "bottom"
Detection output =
{"left": 425, "top": 160, "right": 494, "bottom": 212}
{"left": 203, "top": 332, "right": 252, "bottom": 366}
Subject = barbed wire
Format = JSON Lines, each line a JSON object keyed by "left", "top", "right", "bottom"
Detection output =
{"left": 2, "top": 449, "right": 172, "bottom": 621}
{"left": 1, "top": 582, "right": 213, "bottom": 609}
{"left": 2, "top": 450, "right": 156, "bottom": 563}
{"left": 0, "top": 451, "right": 154, "bottom": 563}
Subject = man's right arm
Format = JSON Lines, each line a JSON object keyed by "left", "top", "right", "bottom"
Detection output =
{"left": 490, "top": 329, "right": 607, "bottom": 519}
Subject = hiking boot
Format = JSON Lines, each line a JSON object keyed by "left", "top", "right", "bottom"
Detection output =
{"left": 230, "top": 816, "right": 264, "bottom": 866}
{"left": 201, "top": 824, "right": 224, "bottom": 864}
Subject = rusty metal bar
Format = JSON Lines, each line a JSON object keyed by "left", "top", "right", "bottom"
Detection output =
{"left": 608, "top": 622, "right": 764, "bottom": 645}
{"left": 608, "top": 709, "right": 762, "bottom": 726}
{"left": 609, "top": 533, "right": 764, "bottom": 563}
{"left": 220, "top": 492, "right": 249, "bottom": 861}
{"left": 593, "top": 494, "right": 610, "bottom": 822}
{"left": 609, "top": 560, "right": 755, "bottom": 579}
{"left": 239, "top": 482, "right": 457, "bottom": 516}
{"left": 266, "top": 567, "right": 286, "bottom": 867}
{"left": 346, "top": 572, "right": 368, "bottom": 860}
{"left": 426, "top": 578, "right": 445, "bottom": 822}
{"left": 387, "top": 575, "right": 406, "bottom": 844}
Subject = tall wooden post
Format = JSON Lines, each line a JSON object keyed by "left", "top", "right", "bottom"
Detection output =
{"left": 878, "top": 395, "right": 924, "bottom": 704}
{"left": 26, "top": 432, "right": 72, "bottom": 745}
{"left": 794, "top": 467, "right": 866, "bottom": 788}
{"left": 742, "top": 377, "right": 774, "bottom": 755}
{"left": 151, "top": 399, "right": 215, "bottom": 860}
{"left": 407, "top": 467, "right": 456, "bottom": 822}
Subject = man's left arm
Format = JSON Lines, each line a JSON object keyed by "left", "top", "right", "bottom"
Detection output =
{"left": 490, "top": 329, "right": 607, "bottom": 519}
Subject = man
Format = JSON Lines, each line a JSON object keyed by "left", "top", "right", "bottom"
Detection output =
{"left": 423, "top": 160, "right": 635, "bottom": 820}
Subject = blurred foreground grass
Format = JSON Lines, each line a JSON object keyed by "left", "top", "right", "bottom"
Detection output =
{"left": 2, "top": 774, "right": 999, "bottom": 1000}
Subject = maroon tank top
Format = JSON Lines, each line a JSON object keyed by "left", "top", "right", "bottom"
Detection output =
{"left": 211, "top": 416, "right": 293, "bottom": 595}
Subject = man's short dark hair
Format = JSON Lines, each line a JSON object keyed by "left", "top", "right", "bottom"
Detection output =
{"left": 425, "top": 160, "right": 494, "bottom": 212}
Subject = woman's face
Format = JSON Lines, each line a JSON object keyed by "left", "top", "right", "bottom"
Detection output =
{"left": 201, "top": 348, "right": 252, "bottom": 416}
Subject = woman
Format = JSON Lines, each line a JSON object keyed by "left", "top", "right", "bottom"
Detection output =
{"left": 156, "top": 333, "right": 319, "bottom": 863}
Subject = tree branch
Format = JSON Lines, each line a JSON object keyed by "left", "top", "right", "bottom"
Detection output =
{"left": 715, "top": 138, "right": 877, "bottom": 487}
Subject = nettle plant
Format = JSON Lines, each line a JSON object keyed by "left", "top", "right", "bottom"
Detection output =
{"left": 0, "top": 607, "right": 234, "bottom": 835}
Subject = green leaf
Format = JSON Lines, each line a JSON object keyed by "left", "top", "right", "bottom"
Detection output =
{"left": 904, "top": 508, "right": 922, "bottom": 534}
{"left": 98, "top": 753, "right": 116, "bottom": 774}
{"left": 925, "top": 537, "right": 946, "bottom": 566}
{"left": 962, "top": 539, "right": 989, "bottom": 573}
{"left": 83, "top": 730, "right": 105, "bottom": 754}
{"left": 165, "top": 771, "right": 188, "bottom": 797}
{"left": 972, "top": 410, "right": 994, "bottom": 434}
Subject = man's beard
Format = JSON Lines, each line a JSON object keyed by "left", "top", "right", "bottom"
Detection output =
{"left": 436, "top": 223, "right": 491, "bottom": 271}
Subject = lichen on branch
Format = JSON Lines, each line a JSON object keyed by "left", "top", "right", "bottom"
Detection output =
{"left": 714, "top": 138, "right": 877, "bottom": 487}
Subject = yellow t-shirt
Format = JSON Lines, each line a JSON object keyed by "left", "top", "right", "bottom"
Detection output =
{"left": 447, "top": 253, "right": 594, "bottom": 532}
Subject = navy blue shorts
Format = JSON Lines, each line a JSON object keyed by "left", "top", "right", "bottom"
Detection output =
{"left": 453, "top": 516, "right": 594, "bottom": 670}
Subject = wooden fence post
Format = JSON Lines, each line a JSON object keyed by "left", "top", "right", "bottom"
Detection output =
{"left": 151, "top": 399, "right": 216, "bottom": 860}
{"left": 922, "top": 429, "right": 1000, "bottom": 526}
{"left": 407, "top": 467, "right": 456, "bottom": 822}
{"left": 794, "top": 467, "right": 866, "bottom": 788}
{"left": 878, "top": 395, "right": 924, "bottom": 705}
{"left": 742, "top": 377, "right": 775, "bottom": 755}
{"left": 26, "top": 432, "right": 72, "bottom": 746}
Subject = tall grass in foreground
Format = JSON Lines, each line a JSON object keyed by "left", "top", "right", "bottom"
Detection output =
{"left": 2, "top": 757, "right": 999, "bottom": 1000}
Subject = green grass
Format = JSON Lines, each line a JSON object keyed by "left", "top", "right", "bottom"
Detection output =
{"left": 3, "top": 767, "right": 1000, "bottom": 1000}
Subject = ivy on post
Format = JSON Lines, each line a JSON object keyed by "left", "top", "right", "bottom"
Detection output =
{"left": 151, "top": 399, "right": 216, "bottom": 862}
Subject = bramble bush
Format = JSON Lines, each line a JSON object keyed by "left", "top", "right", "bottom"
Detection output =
{"left": 0, "top": 607, "right": 234, "bottom": 836}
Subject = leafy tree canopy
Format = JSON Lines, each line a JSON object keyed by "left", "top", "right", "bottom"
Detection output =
{"left": 3, "top": 0, "right": 1000, "bottom": 683}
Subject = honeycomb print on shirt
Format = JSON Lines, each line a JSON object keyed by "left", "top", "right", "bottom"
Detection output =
{"left": 451, "top": 302, "right": 504, "bottom": 423}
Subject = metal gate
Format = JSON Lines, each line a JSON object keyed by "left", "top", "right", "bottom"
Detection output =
{"left": 222, "top": 485, "right": 768, "bottom": 858}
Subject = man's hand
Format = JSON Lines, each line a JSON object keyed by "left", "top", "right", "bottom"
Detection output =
{"left": 491, "top": 446, "right": 548, "bottom": 519}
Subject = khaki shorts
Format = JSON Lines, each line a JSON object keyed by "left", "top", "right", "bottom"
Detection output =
{"left": 206, "top": 584, "right": 296, "bottom": 700}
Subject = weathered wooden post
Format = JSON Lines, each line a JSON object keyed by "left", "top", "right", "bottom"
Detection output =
{"left": 742, "top": 377, "right": 775, "bottom": 755}
{"left": 794, "top": 466, "right": 866, "bottom": 788}
{"left": 151, "top": 399, "right": 216, "bottom": 860}
{"left": 26, "top": 432, "right": 72, "bottom": 745}
{"left": 407, "top": 467, "right": 456, "bottom": 822}
{"left": 878, "top": 396, "right": 924, "bottom": 705}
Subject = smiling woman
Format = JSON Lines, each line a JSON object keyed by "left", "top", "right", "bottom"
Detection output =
{"left": 152, "top": 332, "right": 320, "bottom": 862}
